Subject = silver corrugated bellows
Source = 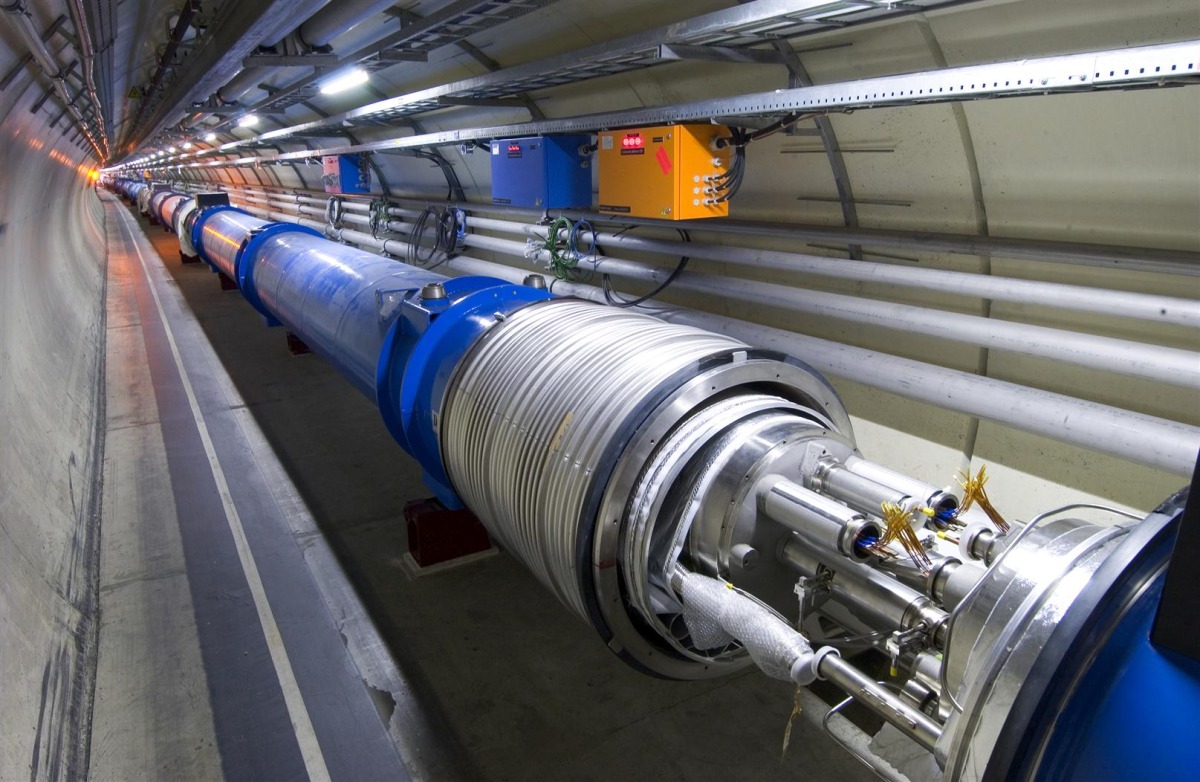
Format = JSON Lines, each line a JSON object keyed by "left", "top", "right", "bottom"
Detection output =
{"left": 442, "top": 299, "right": 853, "bottom": 677}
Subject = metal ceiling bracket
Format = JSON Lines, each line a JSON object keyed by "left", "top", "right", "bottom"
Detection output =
{"left": 435, "top": 96, "right": 530, "bottom": 108}
{"left": 30, "top": 84, "right": 55, "bottom": 113}
{"left": 654, "top": 44, "right": 785, "bottom": 65}
{"left": 771, "top": 36, "right": 862, "bottom": 259}
{"left": 369, "top": 51, "right": 429, "bottom": 64}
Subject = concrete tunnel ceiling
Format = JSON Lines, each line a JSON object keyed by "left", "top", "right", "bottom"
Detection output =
{"left": 2, "top": 0, "right": 1199, "bottom": 780}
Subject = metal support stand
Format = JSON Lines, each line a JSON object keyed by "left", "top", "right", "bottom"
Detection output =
{"left": 285, "top": 331, "right": 311, "bottom": 355}
{"left": 403, "top": 498, "right": 493, "bottom": 570}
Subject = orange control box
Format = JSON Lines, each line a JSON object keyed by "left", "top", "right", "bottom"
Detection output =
{"left": 597, "top": 123, "right": 733, "bottom": 220}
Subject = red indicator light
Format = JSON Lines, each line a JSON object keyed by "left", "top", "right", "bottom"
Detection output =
{"left": 621, "top": 134, "right": 644, "bottom": 149}
{"left": 508, "top": 144, "right": 520, "bottom": 152}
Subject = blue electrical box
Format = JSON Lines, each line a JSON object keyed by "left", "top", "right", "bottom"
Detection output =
{"left": 321, "top": 154, "right": 371, "bottom": 194}
{"left": 490, "top": 135, "right": 592, "bottom": 209}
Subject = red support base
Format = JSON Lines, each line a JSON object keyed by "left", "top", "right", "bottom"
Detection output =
{"left": 285, "top": 332, "right": 311, "bottom": 356}
{"left": 218, "top": 272, "right": 238, "bottom": 291}
{"left": 404, "top": 498, "right": 491, "bottom": 568}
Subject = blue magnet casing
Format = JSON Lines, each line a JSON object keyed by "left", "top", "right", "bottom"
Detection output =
{"left": 376, "top": 278, "right": 552, "bottom": 507}
{"left": 190, "top": 205, "right": 249, "bottom": 269}
{"left": 236, "top": 222, "right": 326, "bottom": 319}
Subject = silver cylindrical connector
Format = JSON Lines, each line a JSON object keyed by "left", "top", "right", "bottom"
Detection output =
{"left": 760, "top": 475, "right": 880, "bottom": 560}
{"left": 812, "top": 457, "right": 909, "bottom": 515}
{"left": 780, "top": 537, "right": 948, "bottom": 647}
{"left": 842, "top": 455, "right": 959, "bottom": 515}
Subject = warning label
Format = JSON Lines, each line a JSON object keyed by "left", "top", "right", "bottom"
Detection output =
{"left": 655, "top": 146, "right": 671, "bottom": 175}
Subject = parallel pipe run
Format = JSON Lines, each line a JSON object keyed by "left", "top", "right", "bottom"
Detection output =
{"left": 1, "top": 1, "right": 106, "bottom": 158}
{"left": 214, "top": 185, "right": 1200, "bottom": 286}
{"left": 234, "top": 194, "right": 1200, "bottom": 388}
{"left": 239, "top": 193, "right": 1200, "bottom": 329}
{"left": 465, "top": 233, "right": 1200, "bottom": 390}
{"left": 549, "top": 227, "right": 1200, "bottom": 329}
{"left": 440, "top": 257, "right": 1200, "bottom": 478}
{"left": 67, "top": 0, "right": 107, "bottom": 149}
{"left": 215, "top": 191, "right": 1200, "bottom": 477}
{"left": 239, "top": 187, "right": 1200, "bottom": 277}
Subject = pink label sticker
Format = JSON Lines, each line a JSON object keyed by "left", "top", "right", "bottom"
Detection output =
{"left": 655, "top": 145, "right": 672, "bottom": 175}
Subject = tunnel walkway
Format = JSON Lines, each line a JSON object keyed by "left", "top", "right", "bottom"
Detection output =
{"left": 89, "top": 193, "right": 412, "bottom": 780}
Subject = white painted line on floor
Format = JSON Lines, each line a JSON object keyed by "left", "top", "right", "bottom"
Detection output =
{"left": 115, "top": 206, "right": 332, "bottom": 782}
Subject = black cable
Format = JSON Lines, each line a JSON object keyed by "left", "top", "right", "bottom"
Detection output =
{"left": 407, "top": 206, "right": 441, "bottom": 267}
{"left": 368, "top": 197, "right": 389, "bottom": 239}
{"left": 407, "top": 205, "right": 464, "bottom": 269}
{"left": 600, "top": 227, "right": 691, "bottom": 308}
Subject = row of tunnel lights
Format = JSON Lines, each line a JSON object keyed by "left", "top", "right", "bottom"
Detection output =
{"left": 115, "top": 68, "right": 372, "bottom": 171}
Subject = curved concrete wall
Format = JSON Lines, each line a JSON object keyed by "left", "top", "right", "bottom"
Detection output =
{"left": 0, "top": 23, "right": 107, "bottom": 778}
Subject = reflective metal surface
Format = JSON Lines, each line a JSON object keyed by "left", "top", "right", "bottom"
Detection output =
{"left": 938, "top": 517, "right": 1128, "bottom": 777}
{"left": 199, "top": 209, "right": 266, "bottom": 279}
{"left": 589, "top": 346, "right": 853, "bottom": 677}
{"left": 442, "top": 299, "right": 747, "bottom": 621}
{"left": 252, "top": 232, "right": 445, "bottom": 397}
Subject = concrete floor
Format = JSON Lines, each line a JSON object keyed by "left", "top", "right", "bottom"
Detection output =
{"left": 100, "top": 193, "right": 875, "bottom": 781}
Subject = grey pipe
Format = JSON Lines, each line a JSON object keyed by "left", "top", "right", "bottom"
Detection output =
{"left": 297, "top": 0, "right": 395, "bottom": 48}
{"left": 818, "top": 654, "right": 942, "bottom": 752}
{"left": 459, "top": 233, "right": 1200, "bottom": 390}
{"left": 1, "top": 1, "right": 104, "bottom": 156}
{"left": 560, "top": 229, "right": 1200, "bottom": 329}
{"left": 458, "top": 215, "right": 1200, "bottom": 328}
{"left": 238, "top": 193, "right": 1200, "bottom": 401}
{"left": 260, "top": 200, "right": 1200, "bottom": 331}
{"left": 68, "top": 0, "right": 107, "bottom": 153}
{"left": 437, "top": 256, "right": 1200, "bottom": 477}
{"left": 131, "top": 181, "right": 1200, "bottom": 280}
{"left": 661, "top": 308, "right": 1200, "bottom": 477}
{"left": 383, "top": 193, "right": 1200, "bottom": 277}
{"left": 208, "top": 0, "right": 396, "bottom": 114}
{"left": 462, "top": 215, "right": 1199, "bottom": 328}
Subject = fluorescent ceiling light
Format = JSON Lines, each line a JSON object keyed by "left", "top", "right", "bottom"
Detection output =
{"left": 320, "top": 67, "right": 369, "bottom": 95}
{"left": 204, "top": 132, "right": 217, "bottom": 142}
{"left": 237, "top": 114, "right": 260, "bottom": 128}
{"left": 182, "top": 142, "right": 193, "bottom": 149}
{"left": 168, "top": 146, "right": 177, "bottom": 153}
